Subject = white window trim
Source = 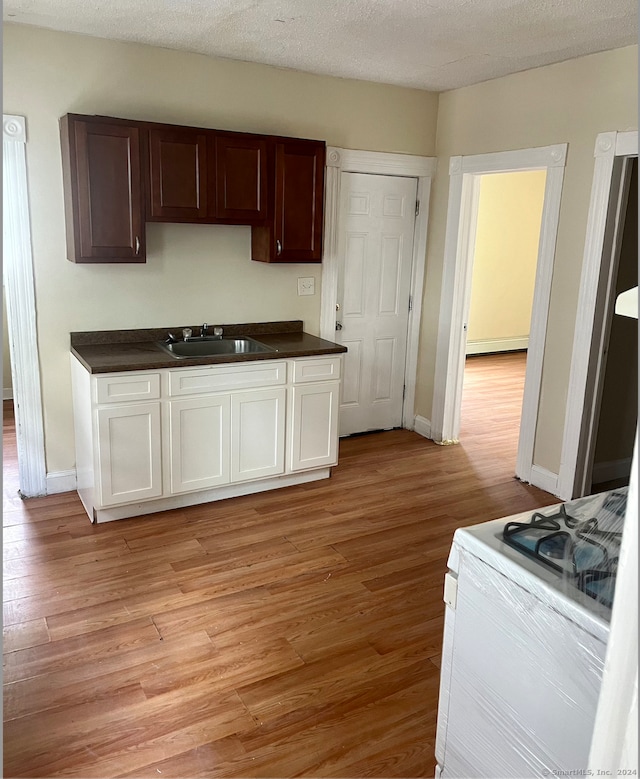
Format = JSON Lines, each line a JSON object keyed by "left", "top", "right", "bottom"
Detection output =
{"left": 321, "top": 147, "right": 435, "bottom": 431}
{"left": 3, "top": 114, "right": 47, "bottom": 497}
{"left": 430, "top": 144, "right": 567, "bottom": 493}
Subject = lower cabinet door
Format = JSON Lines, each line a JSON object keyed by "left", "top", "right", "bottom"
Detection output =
{"left": 289, "top": 381, "right": 340, "bottom": 471}
{"left": 169, "top": 395, "right": 232, "bottom": 493}
{"left": 96, "top": 402, "right": 162, "bottom": 506}
{"left": 231, "top": 388, "right": 286, "bottom": 482}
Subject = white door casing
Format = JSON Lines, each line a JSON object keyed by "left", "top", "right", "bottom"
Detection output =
{"left": 3, "top": 115, "right": 47, "bottom": 497}
{"left": 431, "top": 144, "right": 567, "bottom": 493}
{"left": 321, "top": 148, "right": 435, "bottom": 433}
{"left": 336, "top": 173, "right": 417, "bottom": 435}
{"left": 558, "top": 131, "right": 638, "bottom": 500}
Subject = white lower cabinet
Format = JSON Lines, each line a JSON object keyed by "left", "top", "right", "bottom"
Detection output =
{"left": 289, "top": 381, "right": 340, "bottom": 471}
{"left": 231, "top": 388, "right": 286, "bottom": 482}
{"left": 71, "top": 354, "right": 341, "bottom": 522}
{"left": 168, "top": 394, "right": 231, "bottom": 493}
{"left": 96, "top": 402, "right": 163, "bottom": 506}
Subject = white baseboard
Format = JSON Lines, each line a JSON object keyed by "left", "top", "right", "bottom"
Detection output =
{"left": 592, "top": 457, "right": 632, "bottom": 484}
{"left": 91, "top": 468, "right": 331, "bottom": 523}
{"left": 529, "top": 464, "right": 560, "bottom": 497}
{"left": 46, "top": 469, "right": 77, "bottom": 494}
{"left": 466, "top": 337, "right": 528, "bottom": 355}
{"left": 413, "top": 415, "right": 432, "bottom": 439}
{"left": 3, "top": 388, "right": 13, "bottom": 400}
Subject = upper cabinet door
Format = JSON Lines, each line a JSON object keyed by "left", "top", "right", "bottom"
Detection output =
{"left": 148, "top": 127, "right": 209, "bottom": 221}
{"left": 275, "top": 140, "right": 325, "bottom": 263}
{"left": 252, "top": 139, "right": 325, "bottom": 263}
{"left": 214, "top": 133, "right": 268, "bottom": 223}
{"left": 60, "top": 116, "right": 145, "bottom": 263}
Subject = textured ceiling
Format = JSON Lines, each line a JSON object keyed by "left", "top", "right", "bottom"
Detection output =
{"left": 3, "top": 0, "right": 638, "bottom": 91}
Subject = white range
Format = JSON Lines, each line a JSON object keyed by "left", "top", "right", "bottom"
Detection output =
{"left": 434, "top": 489, "right": 626, "bottom": 778}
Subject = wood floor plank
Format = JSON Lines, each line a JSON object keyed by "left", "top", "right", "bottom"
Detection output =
{"left": 3, "top": 630, "right": 216, "bottom": 721}
{"left": 3, "top": 353, "right": 559, "bottom": 778}
{"left": 2, "top": 618, "right": 50, "bottom": 654}
{"left": 3, "top": 618, "right": 165, "bottom": 684}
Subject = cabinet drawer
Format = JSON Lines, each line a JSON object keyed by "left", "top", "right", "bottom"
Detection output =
{"left": 169, "top": 361, "right": 287, "bottom": 396}
{"left": 291, "top": 356, "right": 341, "bottom": 384}
{"left": 95, "top": 372, "right": 161, "bottom": 404}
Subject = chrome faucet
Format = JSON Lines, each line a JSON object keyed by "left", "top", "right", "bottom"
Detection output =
{"left": 200, "top": 323, "right": 208, "bottom": 338}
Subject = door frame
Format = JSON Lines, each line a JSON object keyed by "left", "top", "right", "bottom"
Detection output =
{"left": 558, "top": 131, "right": 638, "bottom": 499}
{"left": 321, "top": 148, "right": 435, "bottom": 430}
{"left": 431, "top": 144, "right": 567, "bottom": 490}
{"left": 3, "top": 114, "right": 47, "bottom": 496}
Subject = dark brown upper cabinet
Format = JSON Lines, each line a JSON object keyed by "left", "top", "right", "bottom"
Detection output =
{"left": 60, "top": 115, "right": 145, "bottom": 263}
{"left": 214, "top": 132, "right": 268, "bottom": 223}
{"left": 252, "top": 139, "right": 326, "bottom": 263}
{"left": 60, "top": 114, "right": 326, "bottom": 263}
{"left": 148, "top": 126, "right": 209, "bottom": 222}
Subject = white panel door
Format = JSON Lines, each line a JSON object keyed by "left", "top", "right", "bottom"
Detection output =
{"left": 168, "top": 395, "right": 231, "bottom": 493}
{"left": 336, "top": 172, "right": 417, "bottom": 435}
{"left": 231, "top": 388, "right": 286, "bottom": 482}
{"left": 96, "top": 402, "right": 162, "bottom": 506}
{"left": 289, "top": 381, "right": 340, "bottom": 471}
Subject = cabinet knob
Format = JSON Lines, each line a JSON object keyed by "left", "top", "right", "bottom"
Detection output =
{"left": 276, "top": 239, "right": 282, "bottom": 256}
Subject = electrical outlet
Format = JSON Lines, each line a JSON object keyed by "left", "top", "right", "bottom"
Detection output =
{"left": 297, "top": 277, "right": 315, "bottom": 296}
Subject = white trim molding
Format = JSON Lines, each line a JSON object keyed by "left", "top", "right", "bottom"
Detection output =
{"left": 321, "top": 147, "right": 435, "bottom": 432}
{"left": 431, "top": 144, "right": 567, "bottom": 490}
{"left": 46, "top": 470, "right": 78, "bottom": 495}
{"left": 413, "top": 415, "right": 432, "bottom": 440}
{"left": 558, "top": 130, "right": 638, "bottom": 500}
{"left": 529, "top": 465, "right": 559, "bottom": 496}
{"left": 591, "top": 457, "right": 633, "bottom": 486}
{"left": 466, "top": 337, "right": 528, "bottom": 355}
{"left": 3, "top": 114, "right": 47, "bottom": 497}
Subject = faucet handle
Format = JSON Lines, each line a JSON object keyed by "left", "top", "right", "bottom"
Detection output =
{"left": 182, "top": 328, "right": 192, "bottom": 340}
{"left": 213, "top": 326, "right": 223, "bottom": 338}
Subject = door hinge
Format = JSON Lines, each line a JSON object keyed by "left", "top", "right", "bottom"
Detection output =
{"left": 408, "top": 295, "right": 413, "bottom": 312}
{"left": 415, "top": 200, "right": 420, "bottom": 216}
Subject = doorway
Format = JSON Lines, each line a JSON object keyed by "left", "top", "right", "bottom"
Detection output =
{"left": 431, "top": 144, "right": 567, "bottom": 492}
{"left": 589, "top": 158, "right": 637, "bottom": 491}
{"left": 320, "top": 147, "right": 435, "bottom": 434}
{"left": 335, "top": 172, "right": 417, "bottom": 435}
{"left": 559, "top": 131, "right": 638, "bottom": 500}
{"left": 461, "top": 169, "right": 547, "bottom": 471}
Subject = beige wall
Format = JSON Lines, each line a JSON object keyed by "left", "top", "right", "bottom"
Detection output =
{"left": 467, "top": 170, "right": 546, "bottom": 349}
{"left": 3, "top": 23, "right": 438, "bottom": 475}
{"left": 4, "top": 22, "right": 638, "bottom": 482}
{"left": 417, "top": 44, "right": 638, "bottom": 474}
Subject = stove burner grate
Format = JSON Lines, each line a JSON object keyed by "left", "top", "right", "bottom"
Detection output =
{"left": 502, "top": 497, "right": 624, "bottom": 608}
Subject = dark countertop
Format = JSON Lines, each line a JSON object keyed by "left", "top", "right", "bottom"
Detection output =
{"left": 71, "top": 320, "right": 347, "bottom": 374}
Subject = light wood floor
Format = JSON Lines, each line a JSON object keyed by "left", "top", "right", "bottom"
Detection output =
{"left": 3, "top": 352, "right": 557, "bottom": 778}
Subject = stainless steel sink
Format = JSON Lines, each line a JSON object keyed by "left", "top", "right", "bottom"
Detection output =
{"left": 157, "top": 337, "right": 275, "bottom": 359}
